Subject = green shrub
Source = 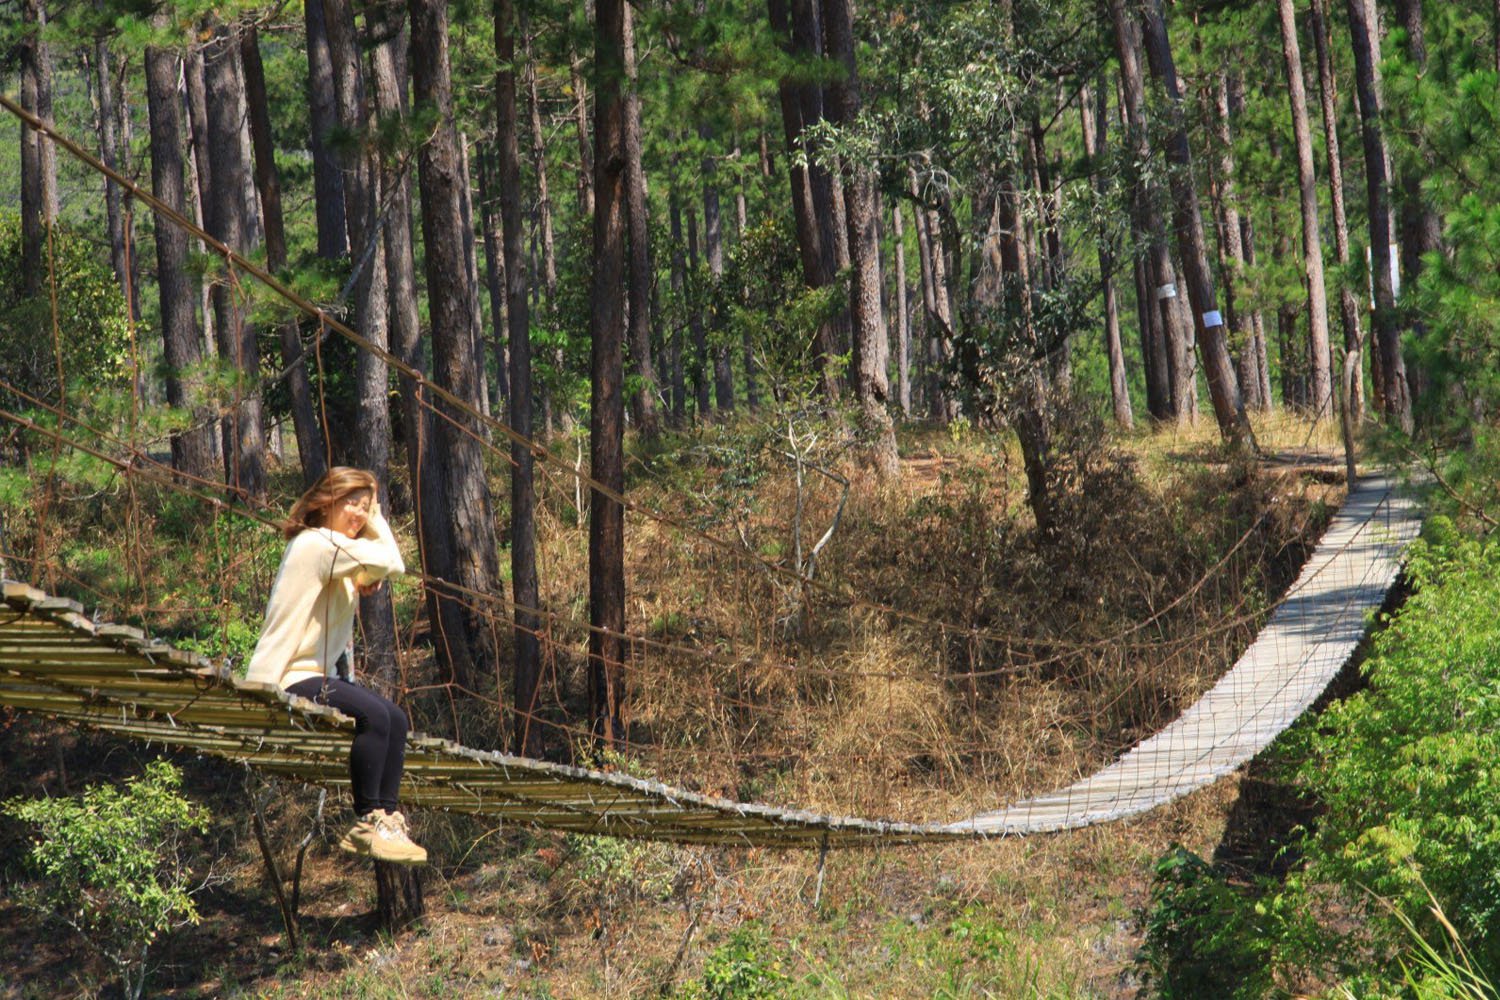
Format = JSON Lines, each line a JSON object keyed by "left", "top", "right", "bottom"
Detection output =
{"left": 2, "top": 760, "right": 210, "bottom": 1000}
{"left": 1292, "top": 535, "right": 1500, "bottom": 980}
{"left": 680, "top": 923, "right": 791, "bottom": 1000}
{"left": 1136, "top": 847, "right": 1280, "bottom": 999}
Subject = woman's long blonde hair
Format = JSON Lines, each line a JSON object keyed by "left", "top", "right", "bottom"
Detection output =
{"left": 283, "top": 467, "right": 378, "bottom": 539}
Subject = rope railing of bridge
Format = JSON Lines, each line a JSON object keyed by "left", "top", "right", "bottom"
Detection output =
{"left": 0, "top": 474, "right": 1422, "bottom": 847}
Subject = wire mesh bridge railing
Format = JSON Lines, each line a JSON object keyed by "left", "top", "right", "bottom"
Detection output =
{"left": 0, "top": 473, "right": 1421, "bottom": 847}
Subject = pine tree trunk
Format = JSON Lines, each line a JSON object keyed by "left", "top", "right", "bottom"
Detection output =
{"left": 146, "top": 42, "right": 217, "bottom": 481}
{"left": 1278, "top": 0, "right": 1334, "bottom": 419}
{"left": 494, "top": 0, "right": 542, "bottom": 756}
{"left": 623, "top": 5, "right": 659, "bottom": 437}
{"left": 525, "top": 40, "right": 559, "bottom": 303}
{"left": 891, "top": 199, "right": 912, "bottom": 418}
{"left": 1210, "top": 72, "right": 1263, "bottom": 412}
{"left": 700, "top": 126, "right": 734, "bottom": 413}
{"left": 1346, "top": 0, "right": 1412, "bottom": 430}
{"left": 202, "top": 23, "right": 268, "bottom": 501}
{"left": 409, "top": 0, "right": 501, "bottom": 688}
{"left": 1394, "top": 0, "right": 1439, "bottom": 410}
{"left": 821, "top": 0, "right": 897, "bottom": 476}
{"left": 668, "top": 187, "right": 688, "bottom": 423}
{"left": 476, "top": 147, "right": 511, "bottom": 405}
{"left": 370, "top": 11, "right": 464, "bottom": 701}
{"left": 92, "top": 42, "right": 133, "bottom": 323}
{"left": 1137, "top": 0, "right": 1250, "bottom": 445}
{"left": 1081, "top": 81, "right": 1133, "bottom": 429}
{"left": 184, "top": 49, "right": 219, "bottom": 361}
{"left": 459, "top": 134, "right": 491, "bottom": 420}
{"left": 1309, "top": 0, "right": 1366, "bottom": 422}
{"left": 305, "top": 0, "right": 349, "bottom": 259}
{"left": 323, "top": 0, "right": 398, "bottom": 681}
{"left": 686, "top": 206, "right": 710, "bottom": 418}
{"left": 910, "top": 169, "right": 955, "bottom": 423}
{"left": 19, "top": 0, "right": 56, "bottom": 301}
{"left": 1110, "top": 0, "right": 1191, "bottom": 424}
{"left": 570, "top": 48, "right": 594, "bottom": 219}
{"left": 767, "top": 0, "right": 838, "bottom": 399}
{"left": 242, "top": 25, "right": 327, "bottom": 485}
{"left": 589, "top": 0, "right": 628, "bottom": 744}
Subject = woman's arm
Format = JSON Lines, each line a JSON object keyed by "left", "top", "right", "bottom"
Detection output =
{"left": 313, "top": 507, "right": 406, "bottom": 587}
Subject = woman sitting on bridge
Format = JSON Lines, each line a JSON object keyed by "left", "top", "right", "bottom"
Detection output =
{"left": 245, "top": 467, "right": 426, "bottom": 865}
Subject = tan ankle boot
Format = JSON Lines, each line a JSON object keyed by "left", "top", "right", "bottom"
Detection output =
{"left": 369, "top": 809, "right": 427, "bottom": 865}
{"left": 338, "top": 812, "right": 380, "bottom": 856}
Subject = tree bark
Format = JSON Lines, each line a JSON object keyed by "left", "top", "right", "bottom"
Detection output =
{"left": 145, "top": 42, "right": 217, "bottom": 481}
{"left": 369, "top": 9, "right": 463, "bottom": 701}
{"left": 92, "top": 41, "right": 134, "bottom": 323}
{"left": 623, "top": 5, "right": 659, "bottom": 436}
{"left": 494, "top": 0, "right": 542, "bottom": 756}
{"left": 570, "top": 47, "right": 594, "bottom": 219}
{"left": 1347, "top": 0, "right": 1412, "bottom": 430}
{"left": 1309, "top": 0, "right": 1366, "bottom": 422}
{"left": 822, "top": 0, "right": 896, "bottom": 475}
{"left": 476, "top": 147, "right": 511, "bottom": 405}
{"left": 409, "top": 0, "right": 501, "bottom": 687}
{"left": 891, "top": 198, "right": 912, "bottom": 418}
{"left": 1210, "top": 72, "right": 1263, "bottom": 412}
{"left": 700, "top": 126, "right": 734, "bottom": 413}
{"left": 910, "top": 168, "right": 955, "bottom": 422}
{"left": 202, "top": 24, "right": 268, "bottom": 501}
{"left": 771, "top": 0, "right": 841, "bottom": 399}
{"left": 1394, "top": 0, "right": 1439, "bottom": 408}
{"left": 1081, "top": 81, "right": 1133, "bottom": 429}
{"left": 19, "top": 0, "right": 57, "bottom": 301}
{"left": 686, "top": 205, "right": 710, "bottom": 417}
{"left": 324, "top": 0, "right": 398, "bottom": 681}
{"left": 590, "top": 0, "right": 629, "bottom": 743}
{"left": 459, "top": 134, "right": 491, "bottom": 419}
{"left": 668, "top": 187, "right": 688, "bottom": 423}
{"left": 1137, "top": 0, "right": 1250, "bottom": 445}
{"left": 183, "top": 48, "right": 219, "bottom": 360}
{"left": 1110, "top": 0, "right": 1191, "bottom": 423}
{"left": 304, "top": 0, "right": 349, "bottom": 259}
{"left": 1277, "top": 0, "right": 1334, "bottom": 419}
{"left": 525, "top": 37, "right": 559, "bottom": 303}
{"left": 241, "top": 25, "right": 327, "bottom": 485}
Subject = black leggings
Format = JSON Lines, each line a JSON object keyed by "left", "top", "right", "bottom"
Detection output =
{"left": 287, "top": 677, "right": 408, "bottom": 816}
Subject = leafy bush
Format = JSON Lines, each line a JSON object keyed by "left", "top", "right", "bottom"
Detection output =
{"left": 2, "top": 760, "right": 210, "bottom": 1000}
{"left": 1290, "top": 532, "right": 1500, "bottom": 981}
{"left": 680, "top": 924, "right": 791, "bottom": 1000}
{"left": 0, "top": 209, "right": 130, "bottom": 408}
{"left": 1136, "top": 847, "right": 1281, "bottom": 999}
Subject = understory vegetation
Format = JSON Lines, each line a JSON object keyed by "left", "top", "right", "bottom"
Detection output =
{"left": 3, "top": 415, "right": 1432, "bottom": 999}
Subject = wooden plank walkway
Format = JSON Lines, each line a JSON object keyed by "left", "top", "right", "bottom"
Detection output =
{"left": 0, "top": 475, "right": 1421, "bottom": 847}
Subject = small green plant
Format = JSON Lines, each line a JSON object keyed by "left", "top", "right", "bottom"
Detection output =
{"left": 564, "top": 745, "right": 681, "bottom": 905}
{"left": 1391, "top": 890, "right": 1500, "bottom": 1000}
{"left": 680, "top": 924, "right": 791, "bottom": 1000}
{"left": 2, "top": 760, "right": 210, "bottom": 1000}
{"left": 1136, "top": 847, "right": 1281, "bottom": 999}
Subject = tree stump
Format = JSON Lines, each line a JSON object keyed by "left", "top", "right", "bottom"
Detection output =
{"left": 374, "top": 861, "right": 424, "bottom": 931}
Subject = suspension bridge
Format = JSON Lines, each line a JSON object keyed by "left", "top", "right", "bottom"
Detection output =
{"left": 0, "top": 472, "right": 1421, "bottom": 847}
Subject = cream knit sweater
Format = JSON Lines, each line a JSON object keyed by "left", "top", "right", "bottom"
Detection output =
{"left": 244, "top": 510, "right": 405, "bottom": 689}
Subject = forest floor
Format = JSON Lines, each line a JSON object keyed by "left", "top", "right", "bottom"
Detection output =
{"left": 0, "top": 415, "right": 1358, "bottom": 999}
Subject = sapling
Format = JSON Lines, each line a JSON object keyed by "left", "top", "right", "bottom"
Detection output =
{"left": 3, "top": 760, "right": 210, "bottom": 1000}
